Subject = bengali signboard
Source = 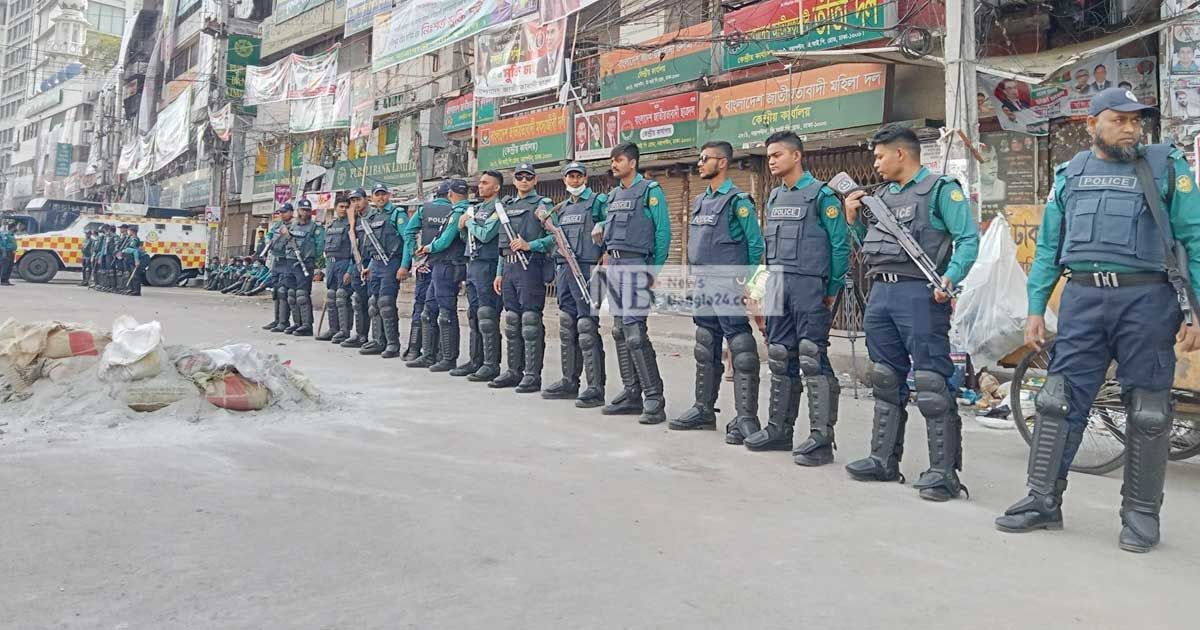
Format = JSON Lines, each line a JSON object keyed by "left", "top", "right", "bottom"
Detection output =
{"left": 372, "top": 0, "right": 513, "bottom": 72}
{"left": 275, "top": 0, "right": 326, "bottom": 24}
{"left": 330, "top": 153, "right": 418, "bottom": 190}
{"left": 54, "top": 143, "right": 73, "bottom": 177}
{"left": 476, "top": 107, "right": 568, "bottom": 170}
{"left": 345, "top": 0, "right": 391, "bottom": 37}
{"left": 574, "top": 92, "right": 699, "bottom": 161}
{"left": 599, "top": 23, "right": 713, "bottom": 100}
{"left": 443, "top": 92, "right": 496, "bottom": 133}
{"left": 226, "top": 34, "right": 261, "bottom": 114}
{"left": 262, "top": 0, "right": 347, "bottom": 57}
{"left": 722, "top": 0, "right": 888, "bottom": 72}
{"left": 474, "top": 18, "right": 567, "bottom": 98}
{"left": 697, "top": 63, "right": 886, "bottom": 148}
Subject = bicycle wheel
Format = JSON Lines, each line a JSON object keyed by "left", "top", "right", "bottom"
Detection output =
{"left": 1010, "top": 347, "right": 1126, "bottom": 475}
{"left": 1169, "top": 391, "right": 1200, "bottom": 461}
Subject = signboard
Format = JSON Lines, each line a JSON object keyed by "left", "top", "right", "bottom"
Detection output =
{"left": 372, "top": 0, "right": 512, "bottom": 72}
{"left": 443, "top": 92, "right": 496, "bottom": 132}
{"left": 599, "top": 23, "right": 713, "bottom": 100}
{"left": 226, "top": 34, "right": 261, "bottom": 114}
{"left": 262, "top": 0, "right": 347, "bottom": 57}
{"left": 345, "top": 0, "right": 391, "bottom": 36}
{"left": 275, "top": 184, "right": 293, "bottom": 204}
{"left": 275, "top": 0, "right": 325, "bottom": 24}
{"left": 474, "top": 18, "right": 567, "bottom": 98}
{"left": 477, "top": 107, "right": 568, "bottom": 170}
{"left": 978, "top": 131, "right": 1042, "bottom": 224}
{"left": 54, "top": 143, "right": 73, "bottom": 177}
{"left": 722, "top": 0, "right": 888, "bottom": 72}
{"left": 574, "top": 92, "right": 699, "bottom": 161}
{"left": 330, "top": 154, "right": 418, "bottom": 190}
{"left": 697, "top": 63, "right": 886, "bottom": 148}
{"left": 205, "top": 205, "right": 222, "bottom": 222}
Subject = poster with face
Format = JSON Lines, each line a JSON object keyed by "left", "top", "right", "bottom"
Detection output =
{"left": 1117, "top": 57, "right": 1158, "bottom": 106}
{"left": 1169, "top": 76, "right": 1200, "bottom": 118}
{"left": 1170, "top": 20, "right": 1200, "bottom": 74}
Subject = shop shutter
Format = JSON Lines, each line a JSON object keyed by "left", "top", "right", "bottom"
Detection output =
{"left": 650, "top": 169, "right": 689, "bottom": 268}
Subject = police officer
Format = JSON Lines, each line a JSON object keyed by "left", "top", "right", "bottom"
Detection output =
{"left": 601, "top": 142, "right": 672, "bottom": 424}
{"left": 124, "top": 225, "right": 145, "bottom": 296}
{"left": 542, "top": 162, "right": 608, "bottom": 407}
{"left": 460, "top": 170, "right": 506, "bottom": 382}
{"left": 403, "top": 186, "right": 436, "bottom": 362}
{"left": 405, "top": 180, "right": 470, "bottom": 370}
{"left": 94, "top": 225, "right": 114, "bottom": 291}
{"left": 843, "top": 123, "right": 979, "bottom": 501}
{"left": 996, "top": 88, "right": 1200, "bottom": 552}
{"left": 206, "top": 256, "right": 222, "bottom": 290}
{"left": 340, "top": 189, "right": 373, "bottom": 349}
{"left": 284, "top": 199, "right": 323, "bottom": 336}
{"left": 741, "top": 132, "right": 850, "bottom": 462}
{"left": 80, "top": 228, "right": 96, "bottom": 286}
{"left": 359, "top": 184, "right": 409, "bottom": 358}
{"left": 0, "top": 220, "right": 16, "bottom": 286}
{"left": 668, "top": 141, "right": 766, "bottom": 440}
{"left": 489, "top": 163, "right": 555, "bottom": 393}
{"left": 265, "top": 204, "right": 295, "bottom": 332}
{"left": 112, "top": 225, "right": 131, "bottom": 291}
{"left": 317, "top": 195, "right": 354, "bottom": 343}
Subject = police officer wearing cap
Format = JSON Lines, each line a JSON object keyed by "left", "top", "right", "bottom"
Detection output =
{"left": 601, "top": 142, "right": 673, "bottom": 424}
{"left": 123, "top": 224, "right": 145, "bottom": 296}
{"left": 0, "top": 219, "right": 16, "bottom": 286}
{"left": 996, "top": 88, "right": 1200, "bottom": 552}
{"left": 669, "top": 141, "right": 766, "bottom": 441}
{"left": 405, "top": 179, "right": 470, "bottom": 371}
{"left": 460, "top": 170, "right": 506, "bottom": 382}
{"left": 80, "top": 228, "right": 96, "bottom": 286}
{"left": 341, "top": 188, "right": 373, "bottom": 349}
{"left": 283, "top": 199, "right": 324, "bottom": 336}
{"left": 264, "top": 203, "right": 295, "bottom": 332}
{"left": 358, "top": 184, "right": 409, "bottom": 358}
{"left": 317, "top": 194, "right": 353, "bottom": 343}
{"left": 490, "top": 163, "right": 556, "bottom": 393}
{"left": 111, "top": 224, "right": 131, "bottom": 291}
{"left": 542, "top": 161, "right": 608, "bottom": 407}
{"left": 842, "top": 123, "right": 979, "bottom": 502}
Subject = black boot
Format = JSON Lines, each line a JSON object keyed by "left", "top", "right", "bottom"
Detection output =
{"left": 996, "top": 480, "right": 1067, "bottom": 533}
{"left": 331, "top": 288, "right": 351, "bottom": 344}
{"left": 402, "top": 319, "right": 422, "bottom": 361}
{"left": 670, "top": 328, "right": 721, "bottom": 431}
{"left": 271, "top": 290, "right": 292, "bottom": 333}
{"left": 406, "top": 304, "right": 439, "bottom": 368}
{"left": 543, "top": 313, "right": 581, "bottom": 399}
{"left": 575, "top": 317, "right": 606, "bottom": 408}
{"left": 263, "top": 289, "right": 282, "bottom": 330}
{"left": 292, "top": 289, "right": 314, "bottom": 336}
{"left": 429, "top": 308, "right": 459, "bottom": 371}
{"left": 469, "top": 307, "right": 502, "bottom": 383}
{"left": 450, "top": 315, "right": 482, "bottom": 376}
{"left": 601, "top": 320, "right": 642, "bottom": 415}
{"left": 912, "top": 371, "right": 966, "bottom": 501}
{"left": 380, "top": 300, "right": 402, "bottom": 359}
{"left": 516, "top": 312, "right": 544, "bottom": 393}
{"left": 794, "top": 375, "right": 841, "bottom": 467}
{"left": 315, "top": 289, "right": 338, "bottom": 341}
{"left": 744, "top": 344, "right": 795, "bottom": 451}
{"left": 1118, "top": 388, "right": 1171, "bottom": 553}
{"left": 341, "top": 292, "right": 369, "bottom": 348}
{"left": 359, "top": 296, "right": 384, "bottom": 355}
{"left": 625, "top": 322, "right": 665, "bottom": 424}
{"left": 724, "top": 333, "right": 761, "bottom": 442}
{"left": 846, "top": 363, "right": 908, "bottom": 482}
{"left": 488, "top": 311, "right": 523, "bottom": 389}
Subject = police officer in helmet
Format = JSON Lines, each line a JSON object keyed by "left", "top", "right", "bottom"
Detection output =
{"left": 996, "top": 88, "right": 1200, "bottom": 552}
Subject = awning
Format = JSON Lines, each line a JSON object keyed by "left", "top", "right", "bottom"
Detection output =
{"left": 772, "top": 46, "right": 944, "bottom": 72}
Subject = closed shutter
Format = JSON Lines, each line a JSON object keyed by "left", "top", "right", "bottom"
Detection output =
{"left": 651, "top": 169, "right": 689, "bottom": 267}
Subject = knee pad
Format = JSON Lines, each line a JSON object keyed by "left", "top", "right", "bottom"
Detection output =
{"left": 336, "top": 288, "right": 349, "bottom": 302}
{"left": 1034, "top": 373, "right": 1070, "bottom": 420}
{"left": 559, "top": 312, "right": 576, "bottom": 337}
{"left": 767, "top": 343, "right": 791, "bottom": 376}
{"left": 521, "top": 312, "right": 543, "bottom": 341}
{"left": 478, "top": 305, "right": 498, "bottom": 322}
{"left": 504, "top": 311, "right": 521, "bottom": 335}
{"left": 273, "top": 286, "right": 284, "bottom": 300}
{"left": 287, "top": 289, "right": 298, "bottom": 302}
{"left": 611, "top": 321, "right": 627, "bottom": 344}
{"left": 327, "top": 288, "right": 337, "bottom": 303}
{"left": 914, "top": 371, "right": 951, "bottom": 418}
{"left": 521, "top": 311, "right": 543, "bottom": 328}
{"left": 730, "top": 333, "right": 759, "bottom": 372}
{"left": 421, "top": 303, "right": 436, "bottom": 323}
{"left": 367, "top": 295, "right": 378, "bottom": 314}
{"left": 869, "top": 363, "right": 903, "bottom": 406}
{"left": 578, "top": 318, "right": 598, "bottom": 348}
{"left": 297, "top": 291, "right": 311, "bottom": 306}
{"left": 797, "top": 339, "right": 822, "bottom": 376}
{"left": 380, "top": 303, "right": 397, "bottom": 318}
{"left": 1126, "top": 388, "right": 1172, "bottom": 436}
{"left": 624, "top": 323, "right": 647, "bottom": 350}
{"left": 437, "top": 308, "right": 454, "bottom": 327}
{"left": 694, "top": 327, "right": 717, "bottom": 364}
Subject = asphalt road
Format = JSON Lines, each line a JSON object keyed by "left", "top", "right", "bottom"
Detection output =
{"left": 2, "top": 280, "right": 1198, "bottom": 629}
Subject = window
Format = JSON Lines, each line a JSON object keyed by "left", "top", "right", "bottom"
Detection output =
{"left": 86, "top": 4, "right": 125, "bottom": 36}
{"left": 168, "top": 44, "right": 199, "bottom": 80}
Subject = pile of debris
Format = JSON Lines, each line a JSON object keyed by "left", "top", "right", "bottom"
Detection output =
{"left": 0, "top": 316, "right": 321, "bottom": 436}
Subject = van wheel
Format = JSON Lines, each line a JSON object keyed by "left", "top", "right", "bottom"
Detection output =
{"left": 17, "top": 251, "right": 59, "bottom": 283}
{"left": 145, "top": 257, "right": 182, "bottom": 287}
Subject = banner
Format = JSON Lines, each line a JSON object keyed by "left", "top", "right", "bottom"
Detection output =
{"left": 444, "top": 92, "right": 495, "bottom": 132}
{"left": 129, "top": 136, "right": 155, "bottom": 180}
{"left": 275, "top": 184, "right": 293, "bottom": 204}
{"left": 244, "top": 56, "right": 290, "bottom": 105}
{"left": 721, "top": 0, "right": 888, "bottom": 72}
{"left": 290, "top": 74, "right": 352, "bottom": 133}
{"left": 54, "top": 143, "right": 72, "bottom": 177}
{"left": 474, "top": 18, "right": 567, "bottom": 98}
{"left": 372, "top": 0, "right": 513, "bottom": 72}
{"left": 288, "top": 48, "right": 339, "bottom": 100}
{"left": 978, "top": 52, "right": 1118, "bottom": 136}
{"left": 350, "top": 71, "right": 374, "bottom": 140}
{"left": 540, "top": 0, "right": 601, "bottom": 24}
{"left": 697, "top": 63, "right": 886, "bottom": 148}
{"left": 225, "top": 34, "right": 261, "bottom": 114}
{"left": 1118, "top": 56, "right": 1158, "bottom": 108}
{"left": 209, "top": 103, "right": 233, "bottom": 141}
{"left": 330, "top": 154, "right": 417, "bottom": 190}
{"left": 345, "top": 0, "right": 391, "bottom": 37}
{"left": 152, "top": 89, "right": 192, "bottom": 172}
{"left": 274, "top": 0, "right": 325, "bottom": 24}
{"left": 477, "top": 107, "right": 568, "bottom": 170}
{"left": 574, "top": 92, "right": 699, "bottom": 161}
{"left": 599, "top": 23, "right": 713, "bottom": 100}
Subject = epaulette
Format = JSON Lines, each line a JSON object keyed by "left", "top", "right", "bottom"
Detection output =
{"left": 595, "top": 193, "right": 608, "bottom": 203}
{"left": 541, "top": 197, "right": 554, "bottom": 205}
{"left": 646, "top": 180, "right": 660, "bottom": 190}
{"left": 1053, "top": 161, "right": 1070, "bottom": 175}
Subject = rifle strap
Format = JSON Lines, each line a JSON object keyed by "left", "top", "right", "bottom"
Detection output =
{"left": 1134, "top": 158, "right": 1182, "bottom": 271}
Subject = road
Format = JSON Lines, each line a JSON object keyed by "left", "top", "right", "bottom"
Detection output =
{"left": 2, "top": 280, "right": 1198, "bottom": 629}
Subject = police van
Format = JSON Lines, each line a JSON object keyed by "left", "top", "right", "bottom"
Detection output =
{"left": 14, "top": 206, "right": 208, "bottom": 286}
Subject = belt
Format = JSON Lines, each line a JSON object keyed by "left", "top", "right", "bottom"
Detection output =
{"left": 607, "top": 249, "right": 643, "bottom": 259}
{"left": 871, "top": 272, "right": 923, "bottom": 283}
{"left": 1068, "top": 271, "right": 1167, "bottom": 288}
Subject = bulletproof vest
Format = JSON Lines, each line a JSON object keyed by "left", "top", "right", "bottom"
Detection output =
{"left": 689, "top": 186, "right": 750, "bottom": 269}
{"left": 289, "top": 221, "right": 318, "bottom": 261}
{"left": 863, "top": 175, "right": 953, "bottom": 278}
{"left": 557, "top": 193, "right": 604, "bottom": 264}
{"left": 1059, "top": 144, "right": 1171, "bottom": 271}
{"left": 603, "top": 178, "right": 655, "bottom": 255}
{"left": 114, "top": 235, "right": 130, "bottom": 253}
{"left": 358, "top": 208, "right": 405, "bottom": 260}
{"left": 763, "top": 181, "right": 830, "bottom": 277}
{"left": 470, "top": 198, "right": 500, "bottom": 261}
{"left": 324, "top": 217, "right": 352, "bottom": 258}
{"left": 421, "top": 199, "right": 466, "bottom": 263}
{"left": 498, "top": 194, "right": 548, "bottom": 254}
{"left": 270, "top": 221, "right": 291, "bottom": 259}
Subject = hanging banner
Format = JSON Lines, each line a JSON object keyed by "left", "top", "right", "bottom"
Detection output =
{"left": 599, "top": 23, "right": 713, "bottom": 101}
{"left": 477, "top": 107, "right": 568, "bottom": 170}
{"left": 117, "top": 142, "right": 137, "bottom": 174}
{"left": 540, "top": 0, "right": 601, "bottom": 24}
{"left": 1118, "top": 56, "right": 1158, "bottom": 107}
{"left": 54, "top": 143, "right": 73, "bottom": 177}
{"left": 372, "top": 0, "right": 514, "bottom": 73}
{"left": 444, "top": 92, "right": 495, "bottom": 132}
{"left": 225, "top": 34, "right": 261, "bottom": 114}
{"left": 721, "top": 0, "right": 889, "bottom": 72}
{"left": 288, "top": 48, "right": 339, "bottom": 100}
{"left": 350, "top": 71, "right": 374, "bottom": 140}
{"left": 153, "top": 90, "right": 193, "bottom": 172}
{"left": 129, "top": 136, "right": 155, "bottom": 180}
{"left": 574, "top": 92, "right": 699, "bottom": 161}
{"left": 345, "top": 0, "right": 391, "bottom": 37}
{"left": 209, "top": 103, "right": 233, "bottom": 141}
{"left": 290, "top": 75, "right": 352, "bottom": 133}
{"left": 697, "top": 63, "right": 886, "bottom": 148}
{"left": 474, "top": 18, "right": 567, "bottom": 98}
{"left": 244, "top": 56, "right": 291, "bottom": 105}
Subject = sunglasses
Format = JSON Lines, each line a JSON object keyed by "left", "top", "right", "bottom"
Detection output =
{"left": 514, "top": 173, "right": 535, "bottom": 182}
{"left": 697, "top": 154, "right": 721, "bottom": 164}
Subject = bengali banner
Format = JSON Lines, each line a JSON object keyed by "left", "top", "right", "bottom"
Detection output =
{"left": 722, "top": 0, "right": 888, "bottom": 72}
{"left": 443, "top": 92, "right": 496, "bottom": 133}
{"left": 372, "top": 0, "right": 512, "bottom": 72}
{"left": 574, "top": 92, "right": 699, "bottom": 161}
{"left": 477, "top": 107, "right": 568, "bottom": 170}
{"left": 474, "top": 18, "right": 566, "bottom": 98}
{"left": 599, "top": 23, "right": 713, "bottom": 100}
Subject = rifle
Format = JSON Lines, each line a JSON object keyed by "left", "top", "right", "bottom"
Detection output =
{"left": 829, "top": 171, "right": 957, "bottom": 296}
{"left": 413, "top": 203, "right": 463, "bottom": 269}
{"left": 493, "top": 199, "right": 530, "bottom": 270}
{"left": 1134, "top": 157, "right": 1199, "bottom": 326}
{"left": 537, "top": 200, "right": 594, "bottom": 308}
{"left": 358, "top": 208, "right": 392, "bottom": 265}
{"left": 280, "top": 227, "right": 311, "bottom": 278}
{"left": 464, "top": 201, "right": 479, "bottom": 258}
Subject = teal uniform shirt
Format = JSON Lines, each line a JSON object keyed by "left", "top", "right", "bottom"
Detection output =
{"left": 496, "top": 191, "right": 556, "bottom": 275}
{"left": 401, "top": 204, "right": 426, "bottom": 268}
{"left": 466, "top": 196, "right": 502, "bottom": 244}
{"left": 1027, "top": 146, "right": 1200, "bottom": 316}
{"left": 292, "top": 219, "right": 324, "bottom": 256}
{"left": 0, "top": 229, "right": 16, "bottom": 252}
{"left": 603, "top": 173, "right": 672, "bottom": 270}
{"left": 850, "top": 166, "right": 979, "bottom": 287}
{"left": 122, "top": 236, "right": 142, "bottom": 261}
{"left": 426, "top": 199, "right": 470, "bottom": 255}
{"left": 553, "top": 187, "right": 608, "bottom": 226}
{"left": 773, "top": 172, "right": 851, "bottom": 296}
{"left": 704, "top": 178, "right": 766, "bottom": 277}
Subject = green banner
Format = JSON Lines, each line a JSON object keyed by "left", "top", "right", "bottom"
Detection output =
{"left": 54, "top": 143, "right": 72, "bottom": 177}
{"left": 253, "top": 168, "right": 301, "bottom": 198}
{"left": 226, "top": 34, "right": 262, "bottom": 115}
{"left": 330, "top": 154, "right": 418, "bottom": 190}
{"left": 476, "top": 108, "right": 568, "bottom": 171}
{"left": 444, "top": 93, "right": 495, "bottom": 133}
{"left": 599, "top": 23, "right": 713, "bottom": 101}
{"left": 721, "top": 0, "right": 888, "bottom": 72}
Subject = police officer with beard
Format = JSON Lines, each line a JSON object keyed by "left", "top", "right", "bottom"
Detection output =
{"left": 459, "top": 170, "right": 506, "bottom": 382}
{"left": 842, "top": 124, "right": 979, "bottom": 502}
{"left": 995, "top": 88, "right": 1200, "bottom": 552}
{"left": 317, "top": 195, "right": 353, "bottom": 343}
{"left": 264, "top": 204, "right": 295, "bottom": 332}
{"left": 359, "top": 184, "right": 409, "bottom": 358}
{"left": 405, "top": 179, "right": 470, "bottom": 371}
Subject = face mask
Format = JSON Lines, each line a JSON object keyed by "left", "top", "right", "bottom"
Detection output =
{"left": 566, "top": 184, "right": 587, "bottom": 196}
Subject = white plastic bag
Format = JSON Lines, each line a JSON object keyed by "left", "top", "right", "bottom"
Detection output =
{"left": 98, "top": 316, "right": 164, "bottom": 382}
{"left": 950, "top": 216, "right": 1057, "bottom": 368}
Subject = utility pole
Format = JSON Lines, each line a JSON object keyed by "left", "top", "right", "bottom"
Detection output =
{"left": 943, "top": 0, "right": 981, "bottom": 219}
